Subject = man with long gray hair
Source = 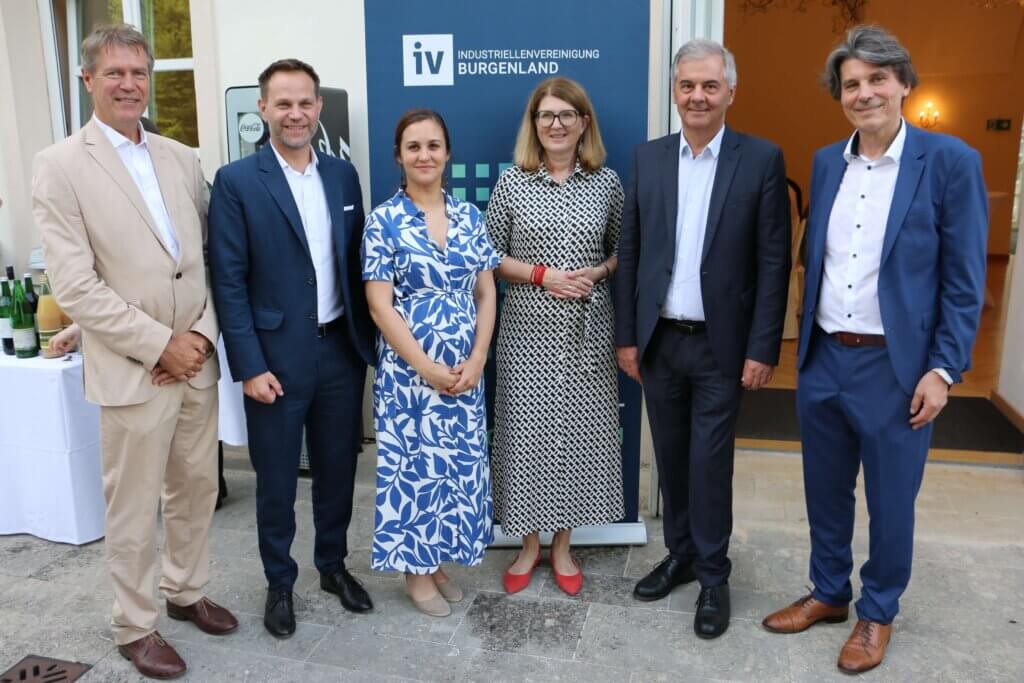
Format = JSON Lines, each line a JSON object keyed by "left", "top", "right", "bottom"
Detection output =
{"left": 615, "top": 39, "right": 790, "bottom": 639}
{"left": 33, "top": 24, "right": 238, "bottom": 679}
{"left": 761, "top": 26, "right": 986, "bottom": 674}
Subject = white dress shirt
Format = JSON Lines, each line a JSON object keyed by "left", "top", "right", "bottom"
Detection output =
{"left": 270, "top": 143, "right": 343, "bottom": 324}
{"left": 94, "top": 116, "right": 179, "bottom": 262}
{"left": 662, "top": 125, "right": 725, "bottom": 321}
{"left": 817, "top": 120, "right": 951, "bottom": 384}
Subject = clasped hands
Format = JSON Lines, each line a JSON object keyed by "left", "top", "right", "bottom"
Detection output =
{"left": 418, "top": 356, "right": 486, "bottom": 396}
{"left": 542, "top": 267, "right": 604, "bottom": 300}
{"left": 151, "top": 332, "right": 212, "bottom": 386}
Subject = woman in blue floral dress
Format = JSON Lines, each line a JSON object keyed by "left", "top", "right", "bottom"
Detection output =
{"left": 362, "top": 109, "right": 499, "bottom": 617}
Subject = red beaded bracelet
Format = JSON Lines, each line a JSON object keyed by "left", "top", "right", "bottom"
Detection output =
{"left": 531, "top": 264, "right": 547, "bottom": 287}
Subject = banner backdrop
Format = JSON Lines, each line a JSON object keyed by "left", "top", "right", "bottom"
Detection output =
{"left": 364, "top": 0, "right": 649, "bottom": 542}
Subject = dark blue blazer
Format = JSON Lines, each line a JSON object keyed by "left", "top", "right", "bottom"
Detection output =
{"left": 615, "top": 127, "right": 791, "bottom": 377}
{"left": 798, "top": 124, "right": 988, "bottom": 394}
{"left": 208, "top": 144, "right": 374, "bottom": 386}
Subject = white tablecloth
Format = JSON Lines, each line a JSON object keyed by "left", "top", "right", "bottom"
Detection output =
{"left": 0, "top": 352, "right": 104, "bottom": 544}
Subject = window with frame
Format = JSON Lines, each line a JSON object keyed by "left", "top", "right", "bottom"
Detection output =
{"left": 58, "top": 0, "right": 198, "bottom": 147}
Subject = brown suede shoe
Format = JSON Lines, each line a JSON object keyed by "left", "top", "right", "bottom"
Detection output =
{"left": 837, "top": 619, "right": 892, "bottom": 674}
{"left": 117, "top": 631, "right": 186, "bottom": 679}
{"left": 167, "top": 597, "right": 239, "bottom": 635}
{"left": 762, "top": 592, "right": 849, "bottom": 633}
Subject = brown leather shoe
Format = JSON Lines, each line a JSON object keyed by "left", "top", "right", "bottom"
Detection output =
{"left": 117, "top": 631, "right": 186, "bottom": 679}
{"left": 837, "top": 619, "right": 892, "bottom": 674}
{"left": 762, "top": 592, "right": 849, "bottom": 633}
{"left": 167, "top": 597, "right": 239, "bottom": 635}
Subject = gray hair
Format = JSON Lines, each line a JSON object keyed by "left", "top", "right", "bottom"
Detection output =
{"left": 823, "top": 25, "right": 917, "bottom": 100}
{"left": 81, "top": 24, "right": 154, "bottom": 73}
{"left": 672, "top": 39, "right": 737, "bottom": 88}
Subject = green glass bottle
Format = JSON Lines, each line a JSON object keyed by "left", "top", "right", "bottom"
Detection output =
{"left": 22, "top": 273, "right": 39, "bottom": 347}
{"left": 10, "top": 275, "right": 38, "bottom": 358}
{"left": 0, "top": 277, "right": 14, "bottom": 356}
{"left": 22, "top": 273, "right": 39, "bottom": 313}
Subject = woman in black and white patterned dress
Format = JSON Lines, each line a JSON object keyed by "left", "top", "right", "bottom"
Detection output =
{"left": 486, "top": 77, "right": 624, "bottom": 596}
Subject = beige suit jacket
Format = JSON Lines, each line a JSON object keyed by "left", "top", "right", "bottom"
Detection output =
{"left": 32, "top": 119, "right": 219, "bottom": 406}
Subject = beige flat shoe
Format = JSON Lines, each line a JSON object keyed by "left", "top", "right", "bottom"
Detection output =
{"left": 407, "top": 588, "right": 451, "bottom": 617}
{"left": 434, "top": 577, "right": 463, "bottom": 603}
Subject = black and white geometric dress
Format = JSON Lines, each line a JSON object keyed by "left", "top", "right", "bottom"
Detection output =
{"left": 485, "top": 162, "right": 625, "bottom": 537}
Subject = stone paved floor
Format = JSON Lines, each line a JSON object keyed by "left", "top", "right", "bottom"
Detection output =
{"left": 1, "top": 449, "right": 1022, "bottom": 682}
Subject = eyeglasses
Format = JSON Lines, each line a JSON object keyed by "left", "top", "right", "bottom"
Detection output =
{"left": 534, "top": 110, "right": 580, "bottom": 128}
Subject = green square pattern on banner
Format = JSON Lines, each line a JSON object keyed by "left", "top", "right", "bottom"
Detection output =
{"left": 475, "top": 163, "right": 490, "bottom": 179}
{"left": 476, "top": 187, "right": 490, "bottom": 202}
{"left": 451, "top": 164, "right": 466, "bottom": 179}
{"left": 452, "top": 187, "right": 467, "bottom": 200}
{"left": 499, "top": 162, "right": 514, "bottom": 174}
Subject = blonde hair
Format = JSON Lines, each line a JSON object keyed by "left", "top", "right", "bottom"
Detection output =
{"left": 512, "top": 77, "right": 606, "bottom": 173}
{"left": 81, "top": 24, "right": 153, "bottom": 73}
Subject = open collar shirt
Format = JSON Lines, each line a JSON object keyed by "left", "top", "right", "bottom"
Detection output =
{"left": 661, "top": 124, "right": 725, "bottom": 322}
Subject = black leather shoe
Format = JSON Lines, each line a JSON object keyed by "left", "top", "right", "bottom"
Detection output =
{"left": 264, "top": 589, "right": 295, "bottom": 638}
{"left": 633, "top": 555, "right": 697, "bottom": 601}
{"left": 321, "top": 568, "right": 373, "bottom": 613}
{"left": 694, "top": 584, "right": 730, "bottom": 639}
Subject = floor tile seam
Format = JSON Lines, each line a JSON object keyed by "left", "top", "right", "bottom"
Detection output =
{"left": 302, "top": 623, "right": 335, "bottom": 663}
{"left": 522, "top": 592, "right": 673, "bottom": 612}
{"left": 446, "top": 611, "right": 467, "bottom": 646}
{"left": 164, "top": 635, "right": 324, "bottom": 666}
{"left": 216, "top": 607, "right": 351, "bottom": 630}
{"left": 571, "top": 602, "right": 593, "bottom": 661}
{"left": 74, "top": 644, "right": 123, "bottom": 671}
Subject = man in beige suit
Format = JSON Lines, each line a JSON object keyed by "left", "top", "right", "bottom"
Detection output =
{"left": 32, "top": 24, "right": 237, "bottom": 679}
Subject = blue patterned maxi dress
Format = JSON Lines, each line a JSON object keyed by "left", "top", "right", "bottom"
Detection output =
{"left": 361, "top": 190, "right": 500, "bottom": 574}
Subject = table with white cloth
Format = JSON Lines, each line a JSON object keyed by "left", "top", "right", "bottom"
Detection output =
{"left": 0, "top": 352, "right": 105, "bottom": 544}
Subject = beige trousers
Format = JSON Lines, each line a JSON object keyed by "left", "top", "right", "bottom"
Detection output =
{"left": 99, "top": 382, "right": 219, "bottom": 645}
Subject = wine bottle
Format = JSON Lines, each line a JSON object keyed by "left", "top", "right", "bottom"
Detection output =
{"left": 23, "top": 273, "right": 40, "bottom": 347}
{"left": 10, "top": 276, "right": 38, "bottom": 358}
{"left": 22, "top": 274, "right": 39, "bottom": 313}
{"left": 37, "top": 273, "right": 64, "bottom": 358}
{"left": 0, "top": 278, "right": 13, "bottom": 356}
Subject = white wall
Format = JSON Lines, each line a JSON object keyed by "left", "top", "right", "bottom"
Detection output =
{"left": 0, "top": 0, "right": 58, "bottom": 273}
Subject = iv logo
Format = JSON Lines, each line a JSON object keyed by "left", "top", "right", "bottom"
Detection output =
{"left": 402, "top": 34, "right": 454, "bottom": 86}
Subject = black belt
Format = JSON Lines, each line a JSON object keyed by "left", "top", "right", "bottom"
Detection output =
{"left": 661, "top": 318, "right": 707, "bottom": 335}
{"left": 317, "top": 316, "right": 344, "bottom": 338}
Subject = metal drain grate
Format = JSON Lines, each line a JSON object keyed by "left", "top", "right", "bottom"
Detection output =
{"left": 0, "top": 656, "right": 91, "bottom": 683}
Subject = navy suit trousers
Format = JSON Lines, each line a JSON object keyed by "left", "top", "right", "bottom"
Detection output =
{"left": 797, "top": 326, "right": 932, "bottom": 623}
{"left": 641, "top": 321, "right": 742, "bottom": 587}
{"left": 244, "top": 318, "right": 366, "bottom": 590}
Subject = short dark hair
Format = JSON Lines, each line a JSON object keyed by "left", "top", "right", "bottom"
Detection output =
{"left": 258, "top": 58, "right": 320, "bottom": 99}
{"left": 823, "top": 25, "right": 918, "bottom": 100}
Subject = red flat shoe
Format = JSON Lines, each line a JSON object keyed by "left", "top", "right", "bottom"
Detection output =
{"left": 503, "top": 552, "right": 541, "bottom": 594}
{"left": 552, "top": 555, "right": 583, "bottom": 596}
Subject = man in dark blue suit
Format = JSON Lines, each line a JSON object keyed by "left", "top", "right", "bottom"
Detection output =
{"left": 762, "top": 27, "right": 987, "bottom": 674}
{"left": 615, "top": 39, "right": 790, "bottom": 639}
{"left": 209, "top": 59, "right": 375, "bottom": 638}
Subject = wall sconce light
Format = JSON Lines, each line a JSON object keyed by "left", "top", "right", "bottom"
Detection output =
{"left": 918, "top": 101, "right": 940, "bottom": 129}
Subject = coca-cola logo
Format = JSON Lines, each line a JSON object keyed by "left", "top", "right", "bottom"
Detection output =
{"left": 238, "top": 112, "right": 265, "bottom": 143}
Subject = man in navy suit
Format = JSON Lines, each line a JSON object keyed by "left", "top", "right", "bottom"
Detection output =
{"left": 615, "top": 39, "right": 790, "bottom": 639}
{"left": 761, "top": 27, "right": 987, "bottom": 674}
{"left": 209, "top": 59, "right": 375, "bottom": 638}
